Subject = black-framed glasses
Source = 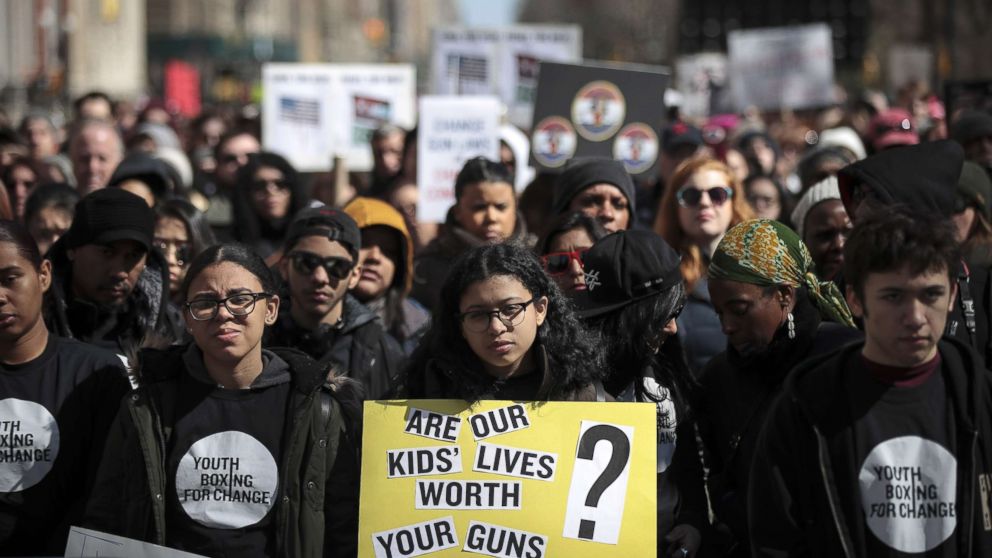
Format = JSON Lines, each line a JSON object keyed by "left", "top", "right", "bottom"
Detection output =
{"left": 186, "top": 292, "right": 271, "bottom": 321}
{"left": 676, "top": 186, "right": 733, "bottom": 208}
{"left": 288, "top": 251, "right": 354, "bottom": 280}
{"left": 459, "top": 299, "right": 535, "bottom": 333}
{"left": 541, "top": 249, "right": 589, "bottom": 276}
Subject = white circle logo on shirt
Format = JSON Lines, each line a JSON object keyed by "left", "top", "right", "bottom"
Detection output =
{"left": 0, "top": 398, "right": 60, "bottom": 492}
{"left": 859, "top": 435, "right": 957, "bottom": 553}
{"left": 175, "top": 431, "right": 279, "bottom": 529}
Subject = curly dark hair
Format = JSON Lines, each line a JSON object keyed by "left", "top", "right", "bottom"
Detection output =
{"left": 844, "top": 205, "right": 959, "bottom": 301}
{"left": 585, "top": 282, "right": 694, "bottom": 414}
{"left": 403, "top": 241, "right": 605, "bottom": 401}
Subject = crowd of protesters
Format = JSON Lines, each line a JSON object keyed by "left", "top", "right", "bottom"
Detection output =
{"left": 0, "top": 76, "right": 991, "bottom": 558}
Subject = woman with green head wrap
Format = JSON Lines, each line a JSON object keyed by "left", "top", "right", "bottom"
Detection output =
{"left": 694, "top": 219, "right": 861, "bottom": 555}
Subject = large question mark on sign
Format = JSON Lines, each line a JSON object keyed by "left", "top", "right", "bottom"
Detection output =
{"left": 576, "top": 425, "right": 631, "bottom": 539}
{"left": 562, "top": 422, "right": 633, "bottom": 543}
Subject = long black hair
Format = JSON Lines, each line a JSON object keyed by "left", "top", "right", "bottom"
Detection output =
{"left": 179, "top": 243, "right": 278, "bottom": 304}
{"left": 403, "top": 241, "right": 605, "bottom": 401}
{"left": 232, "top": 152, "right": 309, "bottom": 249}
{"left": 156, "top": 198, "right": 217, "bottom": 261}
{"left": 586, "top": 281, "right": 694, "bottom": 414}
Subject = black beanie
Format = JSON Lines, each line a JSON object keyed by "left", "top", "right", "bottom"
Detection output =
{"left": 551, "top": 157, "right": 637, "bottom": 217}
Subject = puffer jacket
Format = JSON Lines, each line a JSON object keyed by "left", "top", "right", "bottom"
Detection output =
{"left": 265, "top": 295, "right": 404, "bottom": 400}
{"left": 676, "top": 276, "right": 726, "bottom": 375}
{"left": 44, "top": 238, "right": 183, "bottom": 353}
{"left": 82, "top": 344, "right": 362, "bottom": 558}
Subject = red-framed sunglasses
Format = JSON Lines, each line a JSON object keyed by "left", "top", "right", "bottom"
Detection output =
{"left": 540, "top": 249, "right": 589, "bottom": 276}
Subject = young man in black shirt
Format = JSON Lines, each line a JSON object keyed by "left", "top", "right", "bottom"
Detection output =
{"left": 749, "top": 208, "right": 992, "bottom": 557}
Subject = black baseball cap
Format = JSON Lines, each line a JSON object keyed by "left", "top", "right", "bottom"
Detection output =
{"left": 283, "top": 206, "right": 361, "bottom": 258}
{"left": 63, "top": 188, "right": 154, "bottom": 251}
{"left": 573, "top": 229, "right": 683, "bottom": 318}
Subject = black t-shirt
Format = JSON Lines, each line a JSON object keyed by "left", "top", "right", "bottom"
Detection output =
{"left": 0, "top": 335, "right": 128, "bottom": 556}
{"left": 846, "top": 354, "right": 959, "bottom": 557}
{"left": 164, "top": 347, "right": 292, "bottom": 558}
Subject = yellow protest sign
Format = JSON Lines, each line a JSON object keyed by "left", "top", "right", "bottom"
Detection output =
{"left": 358, "top": 400, "right": 656, "bottom": 557}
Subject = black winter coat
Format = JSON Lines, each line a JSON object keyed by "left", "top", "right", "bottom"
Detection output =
{"left": 83, "top": 344, "right": 361, "bottom": 558}
{"left": 696, "top": 294, "right": 861, "bottom": 557}
{"left": 748, "top": 337, "right": 992, "bottom": 557}
{"left": 266, "top": 295, "right": 404, "bottom": 400}
{"left": 44, "top": 239, "right": 183, "bottom": 353}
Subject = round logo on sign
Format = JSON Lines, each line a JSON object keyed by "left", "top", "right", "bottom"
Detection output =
{"left": 858, "top": 436, "right": 957, "bottom": 553}
{"left": 0, "top": 398, "right": 60, "bottom": 492}
{"left": 571, "top": 81, "right": 626, "bottom": 141}
{"left": 176, "top": 431, "right": 279, "bottom": 529}
{"left": 612, "top": 123, "right": 659, "bottom": 174}
{"left": 531, "top": 116, "right": 578, "bottom": 168}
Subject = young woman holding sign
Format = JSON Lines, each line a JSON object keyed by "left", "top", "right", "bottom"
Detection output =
{"left": 0, "top": 220, "right": 129, "bottom": 555}
{"left": 84, "top": 243, "right": 361, "bottom": 558}
{"left": 402, "top": 241, "right": 608, "bottom": 402}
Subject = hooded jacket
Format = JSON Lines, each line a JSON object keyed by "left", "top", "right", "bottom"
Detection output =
{"left": 82, "top": 344, "right": 361, "bottom": 558}
{"left": 410, "top": 208, "right": 535, "bottom": 312}
{"left": 747, "top": 337, "right": 992, "bottom": 557}
{"left": 43, "top": 238, "right": 183, "bottom": 354}
{"left": 344, "top": 197, "right": 429, "bottom": 351}
{"left": 265, "top": 294, "right": 403, "bottom": 400}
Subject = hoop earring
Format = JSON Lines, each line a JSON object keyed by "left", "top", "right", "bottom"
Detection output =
{"left": 787, "top": 312, "right": 796, "bottom": 340}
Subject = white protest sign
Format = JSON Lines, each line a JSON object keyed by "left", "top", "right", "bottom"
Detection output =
{"left": 887, "top": 44, "right": 934, "bottom": 94}
{"left": 263, "top": 64, "right": 416, "bottom": 172}
{"left": 675, "top": 52, "right": 730, "bottom": 118}
{"left": 65, "top": 526, "right": 207, "bottom": 558}
{"left": 728, "top": 23, "right": 835, "bottom": 111}
{"left": 416, "top": 96, "right": 501, "bottom": 224}
{"left": 431, "top": 25, "right": 582, "bottom": 128}
{"left": 562, "top": 421, "right": 634, "bottom": 545}
{"left": 431, "top": 28, "right": 501, "bottom": 98}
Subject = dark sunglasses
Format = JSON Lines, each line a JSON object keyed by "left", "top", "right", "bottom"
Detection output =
{"left": 676, "top": 186, "right": 733, "bottom": 208}
{"left": 541, "top": 249, "right": 589, "bottom": 276}
{"left": 288, "top": 251, "right": 354, "bottom": 280}
{"left": 250, "top": 177, "right": 289, "bottom": 192}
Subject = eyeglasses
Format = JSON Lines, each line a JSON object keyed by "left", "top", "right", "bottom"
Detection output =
{"left": 186, "top": 292, "right": 271, "bottom": 321}
{"left": 746, "top": 194, "right": 779, "bottom": 209}
{"left": 541, "top": 249, "right": 589, "bottom": 276}
{"left": 250, "top": 177, "right": 289, "bottom": 192}
{"left": 459, "top": 299, "right": 535, "bottom": 333}
{"left": 676, "top": 186, "right": 733, "bottom": 208}
{"left": 288, "top": 251, "right": 354, "bottom": 280}
{"left": 154, "top": 239, "right": 192, "bottom": 267}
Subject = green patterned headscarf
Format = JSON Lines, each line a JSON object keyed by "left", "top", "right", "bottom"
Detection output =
{"left": 709, "top": 219, "right": 855, "bottom": 327}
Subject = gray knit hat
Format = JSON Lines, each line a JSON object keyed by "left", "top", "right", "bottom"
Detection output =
{"left": 791, "top": 176, "right": 842, "bottom": 237}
